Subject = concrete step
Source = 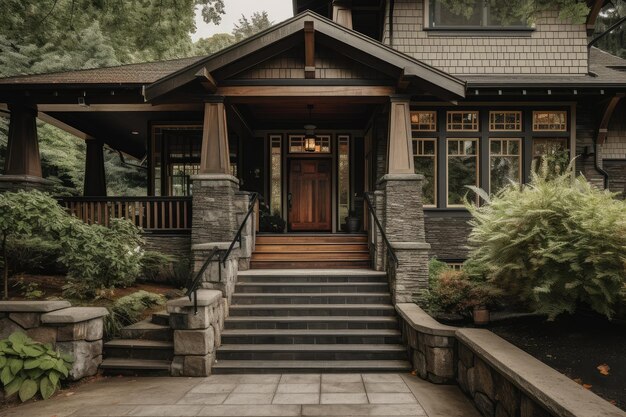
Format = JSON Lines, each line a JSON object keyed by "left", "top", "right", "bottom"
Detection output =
{"left": 212, "top": 360, "right": 412, "bottom": 374}
{"left": 119, "top": 319, "right": 173, "bottom": 341}
{"left": 216, "top": 344, "right": 408, "bottom": 361}
{"left": 100, "top": 358, "right": 171, "bottom": 376}
{"left": 221, "top": 328, "right": 402, "bottom": 344}
{"left": 150, "top": 311, "right": 170, "bottom": 326}
{"left": 237, "top": 270, "right": 387, "bottom": 283}
{"left": 224, "top": 315, "right": 398, "bottom": 330}
{"left": 104, "top": 339, "right": 174, "bottom": 361}
{"left": 231, "top": 293, "right": 391, "bottom": 305}
{"left": 255, "top": 235, "right": 367, "bottom": 244}
{"left": 250, "top": 260, "right": 371, "bottom": 269}
{"left": 254, "top": 244, "right": 368, "bottom": 252}
{"left": 228, "top": 303, "right": 396, "bottom": 317}
{"left": 251, "top": 252, "right": 370, "bottom": 261}
{"left": 234, "top": 282, "right": 389, "bottom": 294}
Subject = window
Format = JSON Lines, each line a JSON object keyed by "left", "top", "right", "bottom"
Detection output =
{"left": 447, "top": 111, "right": 479, "bottom": 131}
{"left": 489, "top": 111, "right": 522, "bottom": 131}
{"left": 412, "top": 138, "right": 437, "bottom": 206}
{"left": 270, "top": 135, "right": 282, "bottom": 216}
{"left": 429, "top": 0, "right": 528, "bottom": 29}
{"left": 490, "top": 139, "right": 521, "bottom": 194}
{"left": 533, "top": 111, "right": 567, "bottom": 131}
{"left": 289, "top": 135, "right": 331, "bottom": 153}
{"left": 411, "top": 111, "right": 437, "bottom": 131}
{"left": 338, "top": 136, "right": 350, "bottom": 223}
{"left": 447, "top": 138, "right": 479, "bottom": 206}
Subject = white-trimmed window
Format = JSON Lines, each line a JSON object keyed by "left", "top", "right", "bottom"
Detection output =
{"left": 411, "top": 111, "right": 437, "bottom": 131}
{"left": 532, "top": 111, "right": 567, "bottom": 131}
{"left": 447, "top": 138, "right": 479, "bottom": 206}
{"left": 490, "top": 138, "right": 521, "bottom": 194}
{"left": 412, "top": 138, "right": 437, "bottom": 206}
{"left": 489, "top": 111, "right": 522, "bottom": 131}
{"left": 447, "top": 111, "right": 479, "bottom": 131}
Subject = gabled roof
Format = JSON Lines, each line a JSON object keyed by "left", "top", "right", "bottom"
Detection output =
{"left": 0, "top": 56, "right": 205, "bottom": 86}
{"left": 142, "top": 11, "right": 467, "bottom": 101}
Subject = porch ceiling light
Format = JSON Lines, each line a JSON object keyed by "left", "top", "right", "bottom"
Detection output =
{"left": 304, "top": 104, "right": 317, "bottom": 152}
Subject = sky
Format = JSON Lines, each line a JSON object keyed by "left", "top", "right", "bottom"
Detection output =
{"left": 192, "top": 0, "right": 294, "bottom": 41}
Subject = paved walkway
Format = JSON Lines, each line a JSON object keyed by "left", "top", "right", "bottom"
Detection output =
{"left": 1, "top": 373, "right": 480, "bottom": 417}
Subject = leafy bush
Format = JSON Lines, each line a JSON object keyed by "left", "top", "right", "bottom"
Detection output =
{"left": 427, "top": 269, "right": 494, "bottom": 316}
{"left": 466, "top": 158, "right": 626, "bottom": 319}
{"left": 12, "top": 277, "right": 45, "bottom": 299}
{"left": 3, "top": 237, "right": 65, "bottom": 275}
{"left": 103, "top": 290, "right": 166, "bottom": 339}
{"left": 428, "top": 258, "right": 450, "bottom": 288}
{"left": 60, "top": 218, "right": 144, "bottom": 298}
{"left": 139, "top": 251, "right": 175, "bottom": 283}
{"left": 0, "top": 332, "right": 72, "bottom": 402}
{"left": 170, "top": 257, "right": 192, "bottom": 288}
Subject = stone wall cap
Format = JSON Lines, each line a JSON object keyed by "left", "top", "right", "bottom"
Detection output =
{"left": 41, "top": 307, "right": 109, "bottom": 324}
{"left": 378, "top": 173, "right": 425, "bottom": 183}
{"left": 190, "top": 174, "right": 239, "bottom": 184}
{"left": 167, "top": 290, "right": 222, "bottom": 309}
{"left": 389, "top": 242, "right": 431, "bottom": 250}
{"left": 456, "top": 328, "right": 626, "bottom": 417}
{"left": 192, "top": 242, "right": 231, "bottom": 251}
{"left": 0, "top": 300, "right": 71, "bottom": 313}
{"left": 396, "top": 303, "right": 457, "bottom": 337}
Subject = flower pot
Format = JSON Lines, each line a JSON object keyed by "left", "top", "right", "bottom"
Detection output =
{"left": 473, "top": 306, "right": 490, "bottom": 325}
{"left": 344, "top": 216, "right": 361, "bottom": 233}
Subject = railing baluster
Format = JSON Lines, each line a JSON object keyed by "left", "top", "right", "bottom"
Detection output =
{"left": 168, "top": 201, "right": 173, "bottom": 229}
{"left": 176, "top": 201, "right": 181, "bottom": 229}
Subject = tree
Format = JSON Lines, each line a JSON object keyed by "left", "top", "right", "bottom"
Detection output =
{"left": 594, "top": 0, "right": 626, "bottom": 59}
{"left": 194, "top": 33, "right": 236, "bottom": 55}
{"left": 233, "top": 11, "right": 273, "bottom": 42}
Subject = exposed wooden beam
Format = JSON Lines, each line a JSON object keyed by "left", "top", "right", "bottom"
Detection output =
{"left": 37, "top": 103, "right": 203, "bottom": 112}
{"left": 304, "top": 21, "right": 316, "bottom": 79}
{"left": 38, "top": 112, "right": 94, "bottom": 140}
{"left": 586, "top": 0, "right": 605, "bottom": 35}
{"left": 195, "top": 67, "right": 217, "bottom": 93}
{"left": 597, "top": 94, "right": 624, "bottom": 145}
{"left": 217, "top": 85, "right": 395, "bottom": 97}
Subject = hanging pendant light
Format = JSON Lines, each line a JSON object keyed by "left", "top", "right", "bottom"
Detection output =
{"left": 304, "top": 104, "right": 317, "bottom": 152}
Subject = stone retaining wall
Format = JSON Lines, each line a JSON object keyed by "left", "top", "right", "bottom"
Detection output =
{"left": 167, "top": 290, "right": 226, "bottom": 377}
{"left": 0, "top": 301, "right": 107, "bottom": 381}
{"left": 396, "top": 303, "right": 626, "bottom": 417}
{"left": 143, "top": 233, "right": 191, "bottom": 260}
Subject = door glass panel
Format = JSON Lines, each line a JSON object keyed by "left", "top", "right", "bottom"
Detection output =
{"left": 338, "top": 135, "right": 350, "bottom": 225}
{"left": 270, "top": 135, "right": 282, "bottom": 216}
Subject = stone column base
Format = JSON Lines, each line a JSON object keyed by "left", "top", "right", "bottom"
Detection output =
{"left": 0, "top": 175, "right": 56, "bottom": 193}
{"left": 192, "top": 242, "right": 240, "bottom": 302}
{"left": 389, "top": 242, "right": 431, "bottom": 304}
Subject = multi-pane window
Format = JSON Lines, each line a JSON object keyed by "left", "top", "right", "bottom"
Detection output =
{"left": 489, "top": 111, "right": 522, "bottom": 131}
{"left": 338, "top": 136, "right": 350, "bottom": 223}
{"left": 288, "top": 135, "right": 331, "bottom": 153}
{"left": 411, "top": 111, "right": 437, "bottom": 131}
{"left": 532, "top": 111, "right": 567, "bottom": 131}
{"left": 490, "top": 139, "right": 521, "bottom": 194}
{"left": 429, "top": 0, "right": 528, "bottom": 28}
{"left": 532, "top": 138, "right": 569, "bottom": 172}
{"left": 447, "top": 139, "right": 479, "bottom": 206}
{"left": 270, "top": 135, "right": 282, "bottom": 216}
{"left": 412, "top": 138, "right": 437, "bottom": 206}
{"left": 447, "top": 111, "right": 479, "bottom": 131}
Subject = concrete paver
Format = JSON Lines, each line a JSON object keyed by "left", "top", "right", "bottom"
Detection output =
{"left": 0, "top": 373, "right": 480, "bottom": 417}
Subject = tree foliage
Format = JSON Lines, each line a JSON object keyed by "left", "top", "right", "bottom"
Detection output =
{"left": 593, "top": 0, "right": 626, "bottom": 59}
{"left": 466, "top": 158, "right": 626, "bottom": 319}
{"left": 0, "top": 332, "right": 73, "bottom": 402}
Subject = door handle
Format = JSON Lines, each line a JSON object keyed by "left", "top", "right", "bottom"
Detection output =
{"left": 288, "top": 193, "right": 293, "bottom": 210}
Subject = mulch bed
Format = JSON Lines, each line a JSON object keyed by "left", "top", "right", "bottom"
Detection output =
{"left": 488, "top": 313, "right": 626, "bottom": 411}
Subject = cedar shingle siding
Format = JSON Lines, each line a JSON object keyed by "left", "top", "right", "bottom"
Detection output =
{"left": 382, "top": 0, "right": 588, "bottom": 76}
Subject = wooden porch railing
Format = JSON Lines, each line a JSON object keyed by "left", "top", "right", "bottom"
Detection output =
{"left": 58, "top": 197, "right": 192, "bottom": 231}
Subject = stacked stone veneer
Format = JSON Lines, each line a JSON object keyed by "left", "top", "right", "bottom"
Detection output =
{"left": 396, "top": 303, "right": 625, "bottom": 417}
{"left": 143, "top": 234, "right": 191, "bottom": 261}
{"left": 168, "top": 290, "right": 226, "bottom": 377}
{"left": 424, "top": 212, "right": 473, "bottom": 260}
{"left": 0, "top": 301, "right": 107, "bottom": 381}
{"left": 382, "top": 0, "right": 588, "bottom": 75}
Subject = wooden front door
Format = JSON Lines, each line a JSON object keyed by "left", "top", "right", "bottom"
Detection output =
{"left": 288, "top": 159, "right": 332, "bottom": 231}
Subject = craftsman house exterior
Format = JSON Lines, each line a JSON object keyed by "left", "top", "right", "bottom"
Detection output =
{"left": 0, "top": 0, "right": 625, "bottom": 273}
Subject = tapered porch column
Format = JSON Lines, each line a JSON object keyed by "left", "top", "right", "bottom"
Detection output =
{"left": 332, "top": 0, "right": 353, "bottom": 29}
{"left": 83, "top": 139, "right": 107, "bottom": 196}
{"left": 191, "top": 98, "right": 249, "bottom": 300}
{"left": 380, "top": 96, "right": 430, "bottom": 303}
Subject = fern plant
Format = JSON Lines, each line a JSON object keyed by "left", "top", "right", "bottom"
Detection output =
{"left": 466, "top": 158, "right": 626, "bottom": 319}
{"left": 0, "top": 332, "right": 73, "bottom": 402}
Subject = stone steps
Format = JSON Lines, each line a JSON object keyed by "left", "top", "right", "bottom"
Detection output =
{"left": 212, "top": 360, "right": 412, "bottom": 373}
{"left": 104, "top": 339, "right": 174, "bottom": 361}
{"left": 237, "top": 270, "right": 387, "bottom": 283}
{"left": 99, "top": 358, "right": 171, "bottom": 376}
{"left": 235, "top": 282, "right": 389, "bottom": 293}
{"left": 224, "top": 315, "right": 398, "bottom": 329}
{"left": 216, "top": 344, "right": 407, "bottom": 360}
{"left": 221, "top": 328, "right": 402, "bottom": 344}
{"left": 228, "top": 303, "right": 396, "bottom": 316}
{"left": 231, "top": 292, "right": 391, "bottom": 304}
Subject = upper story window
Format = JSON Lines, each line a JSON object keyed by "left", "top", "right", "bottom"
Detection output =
{"left": 429, "top": 0, "right": 529, "bottom": 29}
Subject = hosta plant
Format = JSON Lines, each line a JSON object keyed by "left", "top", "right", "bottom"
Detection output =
{"left": 0, "top": 332, "right": 73, "bottom": 402}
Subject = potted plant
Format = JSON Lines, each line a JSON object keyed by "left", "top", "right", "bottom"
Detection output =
{"left": 467, "top": 285, "right": 493, "bottom": 326}
{"left": 344, "top": 210, "right": 361, "bottom": 233}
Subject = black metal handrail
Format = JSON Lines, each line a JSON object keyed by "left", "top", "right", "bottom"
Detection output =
{"left": 185, "top": 192, "right": 259, "bottom": 314}
{"left": 364, "top": 192, "right": 399, "bottom": 267}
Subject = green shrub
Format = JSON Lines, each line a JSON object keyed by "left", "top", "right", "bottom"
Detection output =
{"left": 12, "top": 277, "right": 45, "bottom": 299}
{"left": 428, "top": 258, "right": 450, "bottom": 288}
{"left": 104, "top": 290, "right": 166, "bottom": 339}
{"left": 0, "top": 332, "right": 72, "bottom": 402}
{"left": 60, "top": 218, "right": 144, "bottom": 298}
{"left": 170, "top": 257, "right": 191, "bottom": 288}
{"left": 139, "top": 251, "right": 175, "bottom": 283}
{"left": 3, "top": 237, "right": 65, "bottom": 275}
{"left": 466, "top": 158, "right": 626, "bottom": 319}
